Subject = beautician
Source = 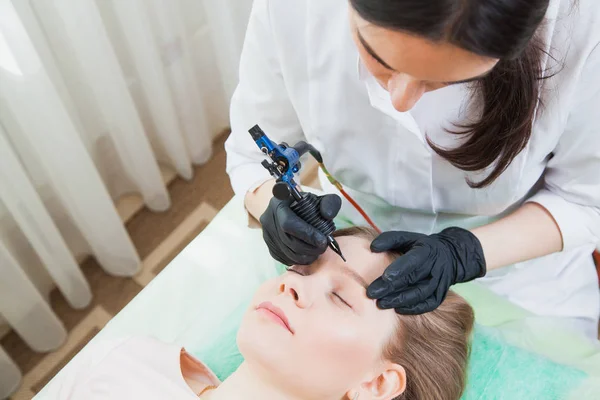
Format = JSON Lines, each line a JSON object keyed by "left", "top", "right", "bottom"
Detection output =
{"left": 225, "top": 0, "right": 600, "bottom": 338}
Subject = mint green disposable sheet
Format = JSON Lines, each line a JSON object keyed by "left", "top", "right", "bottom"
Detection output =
{"left": 190, "top": 275, "right": 599, "bottom": 400}
{"left": 37, "top": 195, "right": 600, "bottom": 399}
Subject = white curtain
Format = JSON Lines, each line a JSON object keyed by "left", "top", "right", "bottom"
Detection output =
{"left": 0, "top": 0, "right": 251, "bottom": 396}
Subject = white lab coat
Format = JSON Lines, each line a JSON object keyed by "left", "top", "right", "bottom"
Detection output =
{"left": 225, "top": 0, "right": 600, "bottom": 334}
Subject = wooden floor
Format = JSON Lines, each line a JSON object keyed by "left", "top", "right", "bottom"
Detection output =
{"left": 2, "top": 133, "right": 234, "bottom": 399}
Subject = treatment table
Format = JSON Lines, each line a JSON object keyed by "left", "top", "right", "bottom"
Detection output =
{"left": 36, "top": 195, "right": 600, "bottom": 399}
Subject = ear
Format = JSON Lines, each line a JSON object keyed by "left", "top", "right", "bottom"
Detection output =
{"left": 346, "top": 363, "right": 406, "bottom": 400}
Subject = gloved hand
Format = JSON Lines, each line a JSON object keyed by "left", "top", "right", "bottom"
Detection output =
{"left": 366, "top": 227, "right": 486, "bottom": 315}
{"left": 260, "top": 193, "right": 342, "bottom": 266}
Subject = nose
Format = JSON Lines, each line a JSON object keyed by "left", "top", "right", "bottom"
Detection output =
{"left": 279, "top": 275, "right": 311, "bottom": 309}
{"left": 387, "top": 73, "right": 426, "bottom": 112}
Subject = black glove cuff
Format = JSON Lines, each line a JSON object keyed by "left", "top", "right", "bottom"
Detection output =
{"left": 438, "top": 227, "right": 487, "bottom": 281}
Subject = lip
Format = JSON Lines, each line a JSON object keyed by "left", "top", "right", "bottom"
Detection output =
{"left": 256, "top": 301, "right": 294, "bottom": 334}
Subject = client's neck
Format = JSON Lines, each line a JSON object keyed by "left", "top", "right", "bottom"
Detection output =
{"left": 208, "top": 362, "right": 302, "bottom": 400}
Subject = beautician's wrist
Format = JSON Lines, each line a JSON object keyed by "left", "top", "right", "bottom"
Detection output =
{"left": 439, "top": 227, "right": 486, "bottom": 281}
{"left": 470, "top": 202, "right": 563, "bottom": 271}
{"left": 470, "top": 225, "right": 500, "bottom": 272}
{"left": 244, "top": 179, "right": 276, "bottom": 222}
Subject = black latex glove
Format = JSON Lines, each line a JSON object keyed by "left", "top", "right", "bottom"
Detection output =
{"left": 366, "top": 227, "right": 486, "bottom": 315}
{"left": 260, "top": 193, "right": 342, "bottom": 266}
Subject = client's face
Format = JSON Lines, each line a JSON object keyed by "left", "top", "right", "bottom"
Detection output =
{"left": 237, "top": 235, "right": 398, "bottom": 398}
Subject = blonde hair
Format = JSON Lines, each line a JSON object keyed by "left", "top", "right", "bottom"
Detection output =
{"left": 333, "top": 226, "right": 473, "bottom": 400}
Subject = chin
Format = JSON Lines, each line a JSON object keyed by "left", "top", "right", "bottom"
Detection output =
{"left": 237, "top": 312, "right": 294, "bottom": 369}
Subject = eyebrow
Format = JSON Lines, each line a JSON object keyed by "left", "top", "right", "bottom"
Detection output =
{"left": 293, "top": 264, "right": 369, "bottom": 289}
{"left": 338, "top": 264, "right": 369, "bottom": 289}
{"left": 356, "top": 28, "right": 493, "bottom": 85}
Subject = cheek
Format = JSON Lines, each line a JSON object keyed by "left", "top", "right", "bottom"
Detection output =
{"left": 426, "top": 82, "right": 448, "bottom": 91}
{"left": 299, "top": 312, "right": 388, "bottom": 375}
{"left": 237, "top": 280, "right": 281, "bottom": 353}
{"left": 358, "top": 53, "right": 392, "bottom": 85}
{"left": 315, "top": 323, "right": 377, "bottom": 359}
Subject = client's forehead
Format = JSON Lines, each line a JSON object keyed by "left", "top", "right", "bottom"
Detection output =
{"left": 317, "top": 236, "right": 390, "bottom": 285}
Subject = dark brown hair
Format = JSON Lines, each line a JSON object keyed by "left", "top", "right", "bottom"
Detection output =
{"left": 334, "top": 227, "right": 474, "bottom": 399}
{"left": 349, "top": 0, "right": 551, "bottom": 188}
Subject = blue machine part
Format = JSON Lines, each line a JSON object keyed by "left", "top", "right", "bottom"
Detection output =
{"left": 249, "top": 125, "right": 301, "bottom": 190}
{"left": 248, "top": 124, "right": 346, "bottom": 261}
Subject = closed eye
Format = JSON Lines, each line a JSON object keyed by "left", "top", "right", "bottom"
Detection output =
{"left": 288, "top": 266, "right": 353, "bottom": 309}
{"left": 333, "top": 292, "right": 352, "bottom": 309}
{"left": 286, "top": 266, "right": 306, "bottom": 276}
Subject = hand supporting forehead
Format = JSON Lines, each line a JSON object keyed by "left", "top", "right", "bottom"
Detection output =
{"left": 367, "top": 228, "right": 486, "bottom": 314}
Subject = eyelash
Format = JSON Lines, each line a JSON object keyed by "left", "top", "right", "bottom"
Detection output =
{"left": 365, "top": 49, "right": 385, "bottom": 68}
{"left": 333, "top": 293, "right": 352, "bottom": 308}
{"left": 286, "top": 267, "right": 352, "bottom": 309}
{"left": 286, "top": 266, "right": 305, "bottom": 276}
{"left": 375, "top": 58, "right": 387, "bottom": 69}
{"left": 360, "top": 43, "right": 481, "bottom": 87}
